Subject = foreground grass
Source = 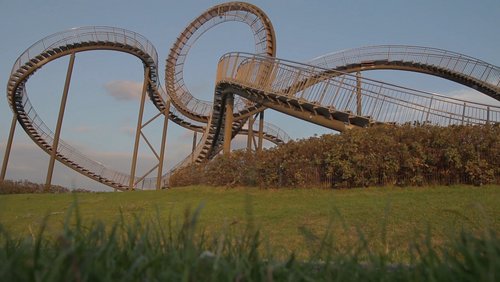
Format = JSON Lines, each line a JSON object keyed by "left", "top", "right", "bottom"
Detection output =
{"left": 0, "top": 185, "right": 498, "bottom": 262}
{"left": 0, "top": 199, "right": 499, "bottom": 281}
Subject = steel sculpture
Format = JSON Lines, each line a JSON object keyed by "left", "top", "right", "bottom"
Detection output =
{"left": 1, "top": 2, "right": 499, "bottom": 191}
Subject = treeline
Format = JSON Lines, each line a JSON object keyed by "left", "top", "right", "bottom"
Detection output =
{"left": 0, "top": 180, "right": 92, "bottom": 194}
{"left": 170, "top": 124, "right": 500, "bottom": 188}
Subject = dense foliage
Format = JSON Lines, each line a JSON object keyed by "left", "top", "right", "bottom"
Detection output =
{"left": 0, "top": 180, "right": 91, "bottom": 194}
{"left": 170, "top": 124, "right": 500, "bottom": 188}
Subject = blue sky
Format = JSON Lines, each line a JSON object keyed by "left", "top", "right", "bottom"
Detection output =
{"left": 1, "top": 0, "right": 499, "bottom": 191}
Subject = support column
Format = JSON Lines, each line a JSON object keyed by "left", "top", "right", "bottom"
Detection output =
{"left": 191, "top": 131, "right": 197, "bottom": 162}
{"left": 45, "top": 53, "right": 76, "bottom": 191}
{"left": 356, "top": 71, "right": 362, "bottom": 116}
{"left": 258, "top": 110, "right": 264, "bottom": 152}
{"left": 129, "top": 67, "right": 150, "bottom": 190}
{"left": 223, "top": 94, "right": 234, "bottom": 155}
{"left": 156, "top": 100, "right": 170, "bottom": 190}
{"left": 246, "top": 114, "right": 254, "bottom": 152}
{"left": 1, "top": 114, "right": 17, "bottom": 182}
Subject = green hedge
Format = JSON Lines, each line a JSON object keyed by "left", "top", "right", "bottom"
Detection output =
{"left": 170, "top": 124, "right": 500, "bottom": 188}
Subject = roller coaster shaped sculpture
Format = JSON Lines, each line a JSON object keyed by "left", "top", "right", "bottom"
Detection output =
{"left": 1, "top": 2, "right": 499, "bottom": 191}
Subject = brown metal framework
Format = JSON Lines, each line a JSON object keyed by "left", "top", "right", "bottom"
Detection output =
{"left": 1, "top": 2, "right": 499, "bottom": 191}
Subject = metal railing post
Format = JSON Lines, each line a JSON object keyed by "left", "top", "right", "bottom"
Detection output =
{"left": 356, "top": 71, "right": 362, "bottom": 116}
{"left": 1, "top": 114, "right": 18, "bottom": 182}
{"left": 129, "top": 67, "right": 150, "bottom": 190}
{"left": 486, "top": 106, "right": 490, "bottom": 125}
{"left": 45, "top": 52, "right": 76, "bottom": 191}
{"left": 425, "top": 97, "right": 434, "bottom": 123}
{"left": 461, "top": 102, "right": 466, "bottom": 125}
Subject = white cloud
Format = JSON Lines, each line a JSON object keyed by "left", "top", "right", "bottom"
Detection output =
{"left": 446, "top": 89, "right": 500, "bottom": 106}
{"left": 104, "top": 80, "right": 143, "bottom": 101}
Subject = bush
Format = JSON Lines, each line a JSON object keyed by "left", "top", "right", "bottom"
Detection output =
{"left": 170, "top": 124, "right": 500, "bottom": 188}
{"left": 0, "top": 180, "right": 92, "bottom": 194}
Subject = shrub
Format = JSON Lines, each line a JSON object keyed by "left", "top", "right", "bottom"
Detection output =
{"left": 170, "top": 124, "right": 500, "bottom": 188}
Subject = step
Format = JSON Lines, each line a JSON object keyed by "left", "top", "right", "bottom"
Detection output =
{"left": 331, "top": 111, "right": 351, "bottom": 122}
{"left": 52, "top": 47, "right": 63, "bottom": 53}
{"left": 349, "top": 115, "right": 371, "bottom": 127}
{"left": 40, "top": 52, "right": 51, "bottom": 59}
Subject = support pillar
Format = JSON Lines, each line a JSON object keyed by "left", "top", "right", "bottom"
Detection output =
{"left": 356, "top": 71, "right": 362, "bottom": 116}
{"left": 258, "top": 110, "right": 264, "bottom": 152}
{"left": 1, "top": 114, "right": 17, "bottom": 182}
{"left": 156, "top": 100, "right": 170, "bottom": 190}
{"left": 129, "top": 67, "right": 150, "bottom": 190}
{"left": 246, "top": 114, "right": 254, "bottom": 152}
{"left": 45, "top": 53, "right": 75, "bottom": 191}
{"left": 223, "top": 94, "right": 234, "bottom": 155}
{"left": 191, "top": 131, "right": 197, "bottom": 161}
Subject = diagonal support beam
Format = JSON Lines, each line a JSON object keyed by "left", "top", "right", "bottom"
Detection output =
{"left": 129, "top": 67, "right": 150, "bottom": 190}
{"left": 156, "top": 100, "right": 171, "bottom": 190}
{"left": 45, "top": 52, "right": 75, "bottom": 191}
{"left": 1, "top": 114, "right": 17, "bottom": 182}
{"left": 140, "top": 131, "right": 160, "bottom": 160}
{"left": 223, "top": 94, "right": 234, "bottom": 155}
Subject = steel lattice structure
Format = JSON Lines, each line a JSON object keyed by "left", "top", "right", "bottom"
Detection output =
{"left": 1, "top": 2, "right": 499, "bottom": 191}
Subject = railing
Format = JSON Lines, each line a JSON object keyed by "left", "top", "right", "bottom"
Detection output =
{"left": 217, "top": 53, "right": 500, "bottom": 126}
{"left": 308, "top": 45, "right": 500, "bottom": 89}
{"left": 139, "top": 117, "right": 291, "bottom": 189}
{"left": 18, "top": 89, "right": 132, "bottom": 187}
{"left": 11, "top": 26, "right": 158, "bottom": 80}
{"left": 8, "top": 27, "right": 164, "bottom": 190}
{"left": 165, "top": 2, "right": 274, "bottom": 120}
{"left": 139, "top": 120, "right": 212, "bottom": 189}
{"left": 247, "top": 120, "right": 291, "bottom": 143}
{"left": 153, "top": 86, "right": 206, "bottom": 131}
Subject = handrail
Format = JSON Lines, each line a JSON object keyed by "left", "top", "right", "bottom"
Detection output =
{"left": 11, "top": 26, "right": 159, "bottom": 80}
{"left": 164, "top": 1, "right": 275, "bottom": 122}
{"left": 7, "top": 27, "right": 163, "bottom": 189}
{"left": 216, "top": 52, "right": 500, "bottom": 126}
{"left": 247, "top": 120, "right": 291, "bottom": 143}
{"left": 307, "top": 45, "right": 500, "bottom": 92}
{"left": 18, "top": 89, "right": 131, "bottom": 186}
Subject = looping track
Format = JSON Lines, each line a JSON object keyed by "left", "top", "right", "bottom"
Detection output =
{"left": 165, "top": 1, "right": 276, "bottom": 122}
{"left": 5, "top": 2, "right": 500, "bottom": 191}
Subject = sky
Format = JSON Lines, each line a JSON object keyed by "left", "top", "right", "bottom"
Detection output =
{"left": 1, "top": 0, "right": 499, "bottom": 191}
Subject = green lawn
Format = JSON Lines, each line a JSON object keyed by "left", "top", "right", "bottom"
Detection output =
{"left": 0, "top": 185, "right": 498, "bottom": 260}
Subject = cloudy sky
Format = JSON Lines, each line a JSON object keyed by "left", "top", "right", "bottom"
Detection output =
{"left": 1, "top": 0, "right": 499, "bottom": 191}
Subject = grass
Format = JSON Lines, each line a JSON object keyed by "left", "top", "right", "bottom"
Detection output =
{"left": 0, "top": 185, "right": 499, "bottom": 281}
{"left": 0, "top": 185, "right": 498, "bottom": 261}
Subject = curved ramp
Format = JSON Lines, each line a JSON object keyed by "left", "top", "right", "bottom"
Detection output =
{"left": 308, "top": 45, "right": 500, "bottom": 100}
{"left": 212, "top": 53, "right": 499, "bottom": 137}
{"left": 165, "top": 1, "right": 275, "bottom": 123}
